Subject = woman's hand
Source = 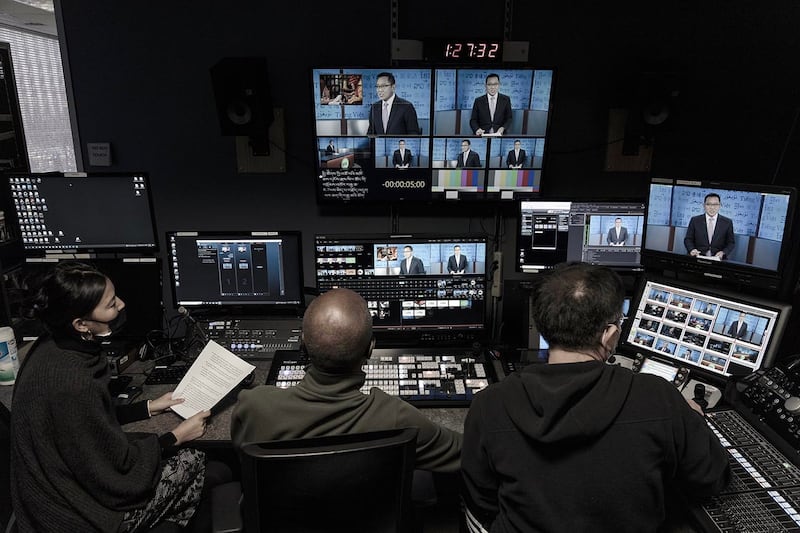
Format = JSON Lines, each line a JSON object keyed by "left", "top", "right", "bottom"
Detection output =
{"left": 148, "top": 392, "right": 184, "bottom": 415}
{"left": 171, "top": 410, "right": 211, "bottom": 445}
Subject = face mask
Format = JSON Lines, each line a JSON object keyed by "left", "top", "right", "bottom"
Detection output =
{"left": 83, "top": 308, "right": 128, "bottom": 338}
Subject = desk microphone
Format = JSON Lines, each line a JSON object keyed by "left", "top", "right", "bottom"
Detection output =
{"left": 178, "top": 306, "right": 208, "bottom": 343}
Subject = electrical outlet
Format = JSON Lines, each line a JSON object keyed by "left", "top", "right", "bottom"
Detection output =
{"left": 491, "top": 251, "right": 503, "bottom": 297}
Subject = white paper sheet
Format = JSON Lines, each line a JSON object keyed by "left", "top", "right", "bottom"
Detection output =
{"left": 170, "top": 340, "right": 255, "bottom": 419}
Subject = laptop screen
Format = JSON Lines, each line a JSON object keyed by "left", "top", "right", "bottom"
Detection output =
{"left": 167, "top": 231, "right": 304, "bottom": 312}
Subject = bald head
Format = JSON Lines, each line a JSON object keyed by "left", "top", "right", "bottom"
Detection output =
{"left": 303, "top": 289, "right": 374, "bottom": 372}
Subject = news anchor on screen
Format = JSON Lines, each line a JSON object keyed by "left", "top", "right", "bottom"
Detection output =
{"left": 447, "top": 245, "right": 467, "bottom": 274}
{"left": 684, "top": 193, "right": 735, "bottom": 259}
{"left": 367, "top": 72, "right": 420, "bottom": 135}
{"left": 727, "top": 313, "right": 748, "bottom": 340}
{"left": 506, "top": 140, "right": 526, "bottom": 168}
{"left": 399, "top": 246, "right": 425, "bottom": 275}
{"left": 457, "top": 139, "right": 481, "bottom": 168}
{"left": 470, "top": 73, "right": 513, "bottom": 136}
{"left": 607, "top": 218, "right": 628, "bottom": 246}
{"left": 393, "top": 139, "right": 412, "bottom": 168}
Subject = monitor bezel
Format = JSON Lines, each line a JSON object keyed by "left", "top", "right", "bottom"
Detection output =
{"left": 165, "top": 230, "right": 305, "bottom": 315}
{"left": 640, "top": 178, "right": 799, "bottom": 291}
{"left": 3, "top": 171, "right": 159, "bottom": 255}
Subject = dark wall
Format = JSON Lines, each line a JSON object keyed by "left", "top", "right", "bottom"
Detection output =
{"left": 56, "top": 1, "right": 800, "bottom": 337}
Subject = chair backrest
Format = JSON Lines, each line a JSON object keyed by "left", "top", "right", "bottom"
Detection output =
{"left": 239, "top": 427, "right": 419, "bottom": 533}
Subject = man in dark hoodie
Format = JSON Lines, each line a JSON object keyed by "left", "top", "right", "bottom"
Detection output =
{"left": 461, "top": 264, "right": 730, "bottom": 532}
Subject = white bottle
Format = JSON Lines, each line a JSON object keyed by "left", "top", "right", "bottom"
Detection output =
{"left": 0, "top": 326, "right": 19, "bottom": 385}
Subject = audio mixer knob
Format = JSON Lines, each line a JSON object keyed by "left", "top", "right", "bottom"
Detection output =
{"left": 784, "top": 396, "right": 800, "bottom": 414}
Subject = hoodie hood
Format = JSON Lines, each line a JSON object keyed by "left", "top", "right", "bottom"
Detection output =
{"left": 501, "top": 361, "right": 633, "bottom": 444}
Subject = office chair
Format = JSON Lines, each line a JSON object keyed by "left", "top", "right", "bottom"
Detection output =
{"left": 212, "top": 427, "right": 419, "bottom": 533}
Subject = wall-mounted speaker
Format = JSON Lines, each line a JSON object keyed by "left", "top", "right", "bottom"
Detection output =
{"left": 210, "top": 57, "right": 273, "bottom": 138}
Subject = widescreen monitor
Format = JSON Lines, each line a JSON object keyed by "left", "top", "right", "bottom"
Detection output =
{"left": 3, "top": 173, "right": 157, "bottom": 254}
{"left": 642, "top": 178, "right": 798, "bottom": 290}
{"left": 166, "top": 231, "right": 304, "bottom": 312}
{"left": 622, "top": 277, "right": 791, "bottom": 379}
{"left": 517, "top": 199, "right": 646, "bottom": 273}
{"left": 314, "top": 234, "right": 488, "bottom": 344}
{"left": 312, "top": 67, "right": 554, "bottom": 203}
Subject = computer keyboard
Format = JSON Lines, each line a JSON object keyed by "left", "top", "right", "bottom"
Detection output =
{"left": 144, "top": 364, "right": 189, "bottom": 385}
{"left": 267, "top": 349, "right": 494, "bottom": 407}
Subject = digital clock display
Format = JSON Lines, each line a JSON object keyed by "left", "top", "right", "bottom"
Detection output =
{"left": 445, "top": 41, "right": 501, "bottom": 59}
{"left": 424, "top": 39, "right": 504, "bottom": 63}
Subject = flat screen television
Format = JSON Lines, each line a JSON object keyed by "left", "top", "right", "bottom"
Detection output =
{"left": 166, "top": 231, "right": 304, "bottom": 314}
{"left": 312, "top": 67, "right": 554, "bottom": 203}
{"left": 3, "top": 172, "right": 157, "bottom": 254}
{"left": 314, "top": 233, "right": 488, "bottom": 345}
{"left": 517, "top": 199, "right": 646, "bottom": 273}
{"left": 621, "top": 277, "right": 792, "bottom": 380}
{"left": 642, "top": 178, "right": 798, "bottom": 291}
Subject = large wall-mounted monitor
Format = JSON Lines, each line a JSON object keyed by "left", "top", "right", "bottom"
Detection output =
{"left": 517, "top": 199, "right": 646, "bottom": 273}
{"left": 3, "top": 173, "right": 157, "bottom": 254}
{"left": 622, "top": 277, "right": 791, "bottom": 380}
{"left": 312, "top": 67, "right": 554, "bottom": 203}
{"left": 314, "top": 233, "right": 488, "bottom": 345}
{"left": 642, "top": 178, "right": 798, "bottom": 291}
{"left": 166, "top": 231, "right": 304, "bottom": 313}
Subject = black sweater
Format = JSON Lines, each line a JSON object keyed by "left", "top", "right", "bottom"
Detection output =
{"left": 462, "top": 361, "right": 731, "bottom": 532}
{"left": 10, "top": 335, "right": 166, "bottom": 533}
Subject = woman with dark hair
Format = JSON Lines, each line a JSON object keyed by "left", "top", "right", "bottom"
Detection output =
{"left": 10, "top": 262, "right": 211, "bottom": 532}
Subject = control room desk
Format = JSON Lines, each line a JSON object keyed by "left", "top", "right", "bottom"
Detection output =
{"left": 116, "top": 359, "right": 467, "bottom": 442}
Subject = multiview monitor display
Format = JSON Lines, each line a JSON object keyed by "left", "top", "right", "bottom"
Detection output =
{"left": 314, "top": 234, "right": 488, "bottom": 340}
{"left": 517, "top": 200, "right": 646, "bottom": 272}
{"left": 312, "top": 67, "right": 554, "bottom": 202}
{"left": 622, "top": 278, "right": 791, "bottom": 378}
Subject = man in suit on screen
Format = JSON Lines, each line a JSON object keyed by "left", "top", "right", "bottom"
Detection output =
{"left": 448, "top": 245, "right": 468, "bottom": 274}
{"left": 457, "top": 139, "right": 481, "bottom": 168}
{"left": 506, "top": 140, "right": 526, "bottom": 168}
{"left": 399, "top": 246, "right": 425, "bottom": 275}
{"left": 607, "top": 218, "right": 629, "bottom": 246}
{"left": 727, "top": 313, "right": 749, "bottom": 340}
{"left": 684, "top": 193, "right": 735, "bottom": 259}
{"left": 470, "top": 73, "right": 513, "bottom": 136}
{"left": 392, "top": 139, "right": 412, "bottom": 169}
{"left": 367, "top": 72, "right": 420, "bottom": 136}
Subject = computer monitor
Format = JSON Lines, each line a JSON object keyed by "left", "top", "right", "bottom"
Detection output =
{"left": 166, "top": 231, "right": 304, "bottom": 313}
{"left": 621, "top": 277, "right": 791, "bottom": 379}
{"left": 3, "top": 172, "right": 157, "bottom": 254}
{"left": 312, "top": 67, "right": 554, "bottom": 203}
{"left": 642, "top": 178, "right": 798, "bottom": 291}
{"left": 314, "top": 234, "right": 488, "bottom": 344}
{"left": 517, "top": 199, "right": 646, "bottom": 273}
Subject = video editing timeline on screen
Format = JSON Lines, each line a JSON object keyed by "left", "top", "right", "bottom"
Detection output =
{"left": 5, "top": 173, "right": 156, "bottom": 252}
{"left": 517, "top": 200, "right": 645, "bottom": 273}
{"left": 267, "top": 349, "right": 493, "bottom": 407}
{"left": 314, "top": 235, "right": 488, "bottom": 332}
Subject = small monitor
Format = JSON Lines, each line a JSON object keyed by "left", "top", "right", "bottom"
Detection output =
{"left": 4, "top": 173, "right": 157, "bottom": 253}
{"left": 166, "top": 231, "right": 304, "bottom": 312}
{"left": 314, "top": 234, "right": 488, "bottom": 344}
{"left": 517, "top": 199, "right": 646, "bottom": 273}
{"left": 642, "top": 178, "right": 798, "bottom": 290}
{"left": 621, "top": 277, "right": 791, "bottom": 379}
